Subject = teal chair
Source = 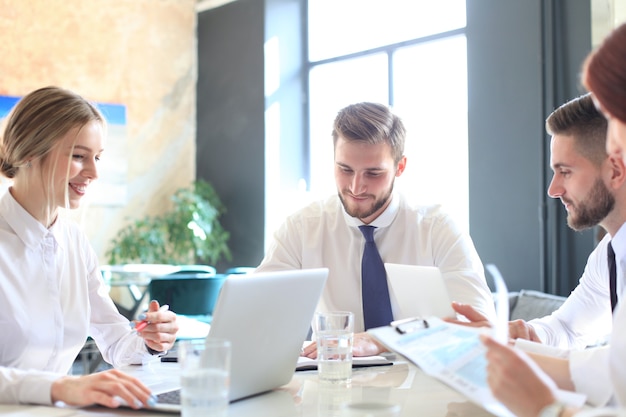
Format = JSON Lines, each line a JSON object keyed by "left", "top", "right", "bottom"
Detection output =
{"left": 170, "top": 264, "right": 217, "bottom": 276}
{"left": 224, "top": 266, "right": 255, "bottom": 275}
{"left": 148, "top": 266, "right": 224, "bottom": 321}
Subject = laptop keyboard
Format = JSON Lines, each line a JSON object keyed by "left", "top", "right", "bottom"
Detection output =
{"left": 156, "top": 389, "right": 181, "bottom": 405}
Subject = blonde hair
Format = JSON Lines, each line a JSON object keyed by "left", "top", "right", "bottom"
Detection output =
{"left": 0, "top": 86, "right": 105, "bottom": 224}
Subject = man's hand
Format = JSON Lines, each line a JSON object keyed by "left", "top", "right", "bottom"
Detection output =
{"left": 444, "top": 301, "right": 493, "bottom": 328}
{"left": 50, "top": 369, "right": 155, "bottom": 409}
{"left": 300, "top": 332, "right": 387, "bottom": 358}
{"left": 509, "top": 319, "right": 541, "bottom": 343}
{"left": 352, "top": 332, "right": 387, "bottom": 356}
{"left": 446, "top": 302, "right": 542, "bottom": 343}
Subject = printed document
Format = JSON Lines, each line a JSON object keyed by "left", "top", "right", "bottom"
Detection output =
{"left": 368, "top": 317, "right": 586, "bottom": 417}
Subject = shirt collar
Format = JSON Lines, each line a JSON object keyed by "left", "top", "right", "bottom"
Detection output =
{"left": 1, "top": 188, "right": 59, "bottom": 249}
{"left": 342, "top": 192, "right": 400, "bottom": 229}
{"left": 611, "top": 222, "right": 626, "bottom": 263}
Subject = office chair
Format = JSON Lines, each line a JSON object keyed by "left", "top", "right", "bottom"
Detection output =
{"left": 224, "top": 266, "right": 255, "bottom": 275}
{"left": 148, "top": 269, "right": 225, "bottom": 320}
{"left": 170, "top": 264, "right": 217, "bottom": 276}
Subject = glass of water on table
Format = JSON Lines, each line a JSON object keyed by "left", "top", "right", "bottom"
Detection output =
{"left": 178, "top": 338, "right": 231, "bottom": 417}
{"left": 314, "top": 311, "right": 354, "bottom": 384}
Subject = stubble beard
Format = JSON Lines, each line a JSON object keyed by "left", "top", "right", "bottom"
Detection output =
{"left": 338, "top": 183, "right": 394, "bottom": 221}
{"left": 566, "top": 178, "right": 615, "bottom": 231}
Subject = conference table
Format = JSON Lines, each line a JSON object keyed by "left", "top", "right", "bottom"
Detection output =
{"left": 0, "top": 357, "right": 498, "bottom": 417}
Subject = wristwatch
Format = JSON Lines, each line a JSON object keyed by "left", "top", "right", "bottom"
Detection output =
{"left": 538, "top": 402, "right": 565, "bottom": 417}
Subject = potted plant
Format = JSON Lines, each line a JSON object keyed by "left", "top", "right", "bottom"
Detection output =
{"left": 106, "top": 179, "right": 231, "bottom": 266}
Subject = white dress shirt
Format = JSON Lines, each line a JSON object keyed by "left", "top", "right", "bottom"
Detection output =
{"left": 529, "top": 233, "right": 616, "bottom": 350}
{"left": 256, "top": 193, "right": 496, "bottom": 332}
{"left": 611, "top": 224, "right": 626, "bottom": 407}
{"left": 575, "top": 226, "right": 626, "bottom": 414}
{"left": 0, "top": 190, "right": 149, "bottom": 405}
{"left": 566, "top": 223, "right": 626, "bottom": 406}
{"left": 611, "top": 292, "right": 626, "bottom": 408}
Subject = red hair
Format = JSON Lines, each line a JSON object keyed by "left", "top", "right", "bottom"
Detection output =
{"left": 583, "top": 22, "right": 626, "bottom": 123}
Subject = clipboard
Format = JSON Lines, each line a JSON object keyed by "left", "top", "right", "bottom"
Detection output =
{"left": 369, "top": 317, "right": 516, "bottom": 417}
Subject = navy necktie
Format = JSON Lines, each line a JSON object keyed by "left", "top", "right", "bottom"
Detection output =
{"left": 359, "top": 225, "right": 393, "bottom": 329}
{"left": 608, "top": 242, "right": 618, "bottom": 313}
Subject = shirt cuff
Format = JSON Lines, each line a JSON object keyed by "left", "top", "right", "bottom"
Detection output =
{"left": 528, "top": 322, "right": 547, "bottom": 344}
{"left": 20, "top": 372, "right": 57, "bottom": 405}
{"left": 570, "top": 346, "right": 613, "bottom": 406}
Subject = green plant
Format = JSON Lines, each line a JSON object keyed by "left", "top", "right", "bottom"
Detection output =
{"left": 106, "top": 179, "right": 231, "bottom": 266}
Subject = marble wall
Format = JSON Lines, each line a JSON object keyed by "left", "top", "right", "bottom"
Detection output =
{"left": 0, "top": 0, "right": 197, "bottom": 263}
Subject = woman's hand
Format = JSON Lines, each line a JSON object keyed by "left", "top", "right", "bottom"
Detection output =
{"left": 134, "top": 300, "right": 179, "bottom": 353}
{"left": 50, "top": 368, "right": 155, "bottom": 409}
{"left": 481, "top": 334, "right": 557, "bottom": 417}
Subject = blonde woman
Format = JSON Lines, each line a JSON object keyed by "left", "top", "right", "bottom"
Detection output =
{"left": 0, "top": 86, "right": 178, "bottom": 408}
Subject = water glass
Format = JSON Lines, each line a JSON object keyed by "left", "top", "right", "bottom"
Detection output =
{"left": 178, "top": 338, "right": 231, "bottom": 417}
{"left": 314, "top": 311, "right": 354, "bottom": 384}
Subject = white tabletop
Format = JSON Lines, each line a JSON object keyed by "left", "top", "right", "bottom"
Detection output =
{"left": 0, "top": 359, "right": 498, "bottom": 417}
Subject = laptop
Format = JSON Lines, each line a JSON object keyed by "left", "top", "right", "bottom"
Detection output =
{"left": 384, "top": 263, "right": 455, "bottom": 320}
{"left": 148, "top": 268, "right": 328, "bottom": 412}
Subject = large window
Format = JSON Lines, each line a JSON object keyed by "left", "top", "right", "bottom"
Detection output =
{"left": 264, "top": 0, "right": 469, "bottom": 248}
{"left": 307, "top": 0, "right": 469, "bottom": 231}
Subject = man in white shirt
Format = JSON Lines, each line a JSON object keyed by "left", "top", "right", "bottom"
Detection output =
{"left": 255, "top": 102, "right": 496, "bottom": 356}
{"left": 477, "top": 26, "right": 626, "bottom": 417}
{"left": 450, "top": 93, "right": 626, "bottom": 406}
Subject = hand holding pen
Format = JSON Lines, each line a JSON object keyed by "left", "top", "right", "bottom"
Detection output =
{"left": 131, "top": 303, "right": 170, "bottom": 332}
{"left": 131, "top": 300, "right": 179, "bottom": 352}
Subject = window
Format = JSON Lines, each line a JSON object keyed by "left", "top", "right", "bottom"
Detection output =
{"left": 307, "top": 0, "right": 469, "bottom": 231}
{"left": 264, "top": 0, "right": 469, "bottom": 248}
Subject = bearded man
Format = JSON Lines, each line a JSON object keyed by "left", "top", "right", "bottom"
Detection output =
{"left": 255, "top": 102, "right": 496, "bottom": 356}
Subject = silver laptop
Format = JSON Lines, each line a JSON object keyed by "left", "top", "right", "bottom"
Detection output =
{"left": 149, "top": 268, "right": 328, "bottom": 412}
{"left": 384, "top": 263, "right": 455, "bottom": 320}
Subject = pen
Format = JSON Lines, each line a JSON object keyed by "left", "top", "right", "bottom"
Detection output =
{"left": 131, "top": 304, "right": 169, "bottom": 332}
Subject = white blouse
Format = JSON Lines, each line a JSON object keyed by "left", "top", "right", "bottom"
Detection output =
{"left": 0, "top": 190, "right": 149, "bottom": 405}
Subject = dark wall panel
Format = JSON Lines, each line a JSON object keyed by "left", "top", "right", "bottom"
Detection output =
{"left": 467, "top": 0, "right": 545, "bottom": 292}
{"left": 468, "top": 0, "right": 595, "bottom": 294}
{"left": 197, "top": 0, "right": 266, "bottom": 271}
